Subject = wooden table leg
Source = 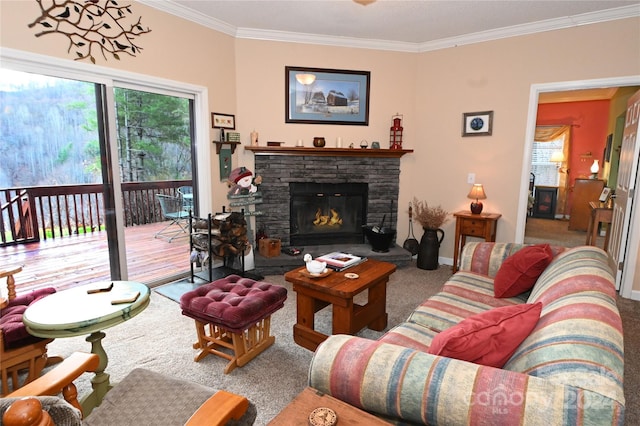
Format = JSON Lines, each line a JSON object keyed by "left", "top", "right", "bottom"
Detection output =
{"left": 296, "top": 293, "right": 315, "bottom": 331}
{"left": 332, "top": 301, "right": 355, "bottom": 335}
{"left": 367, "top": 280, "right": 388, "bottom": 331}
{"left": 586, "top": 210, "right": 596, "bottom": 245}
{"left": 293, "top": 292, "right": 327, "bottom": 351}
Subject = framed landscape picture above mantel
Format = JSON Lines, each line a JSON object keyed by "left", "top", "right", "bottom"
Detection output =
{"left": 285, "top": 66, "right": 370, "bottom": 125}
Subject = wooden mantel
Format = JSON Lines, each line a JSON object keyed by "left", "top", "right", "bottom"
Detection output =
{"left": 244, "top": 146, "right": 413, "bottom": 158}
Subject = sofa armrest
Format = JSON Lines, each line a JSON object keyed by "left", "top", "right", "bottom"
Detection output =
{"left": 309, "top": 335, "right": 624, "bottom": 425}
{"left": 458, "top": 242, "right": 526, "bottom": 277}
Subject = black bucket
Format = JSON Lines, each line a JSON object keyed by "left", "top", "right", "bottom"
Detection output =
{"left": 363, "top": 226, "right": 396, "bottom": 253}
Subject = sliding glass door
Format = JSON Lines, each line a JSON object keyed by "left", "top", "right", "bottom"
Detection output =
{"left": 0, "top": 68, "right": 196, "bottom": 289}
{"left": 114, "top": 86, "right": 195, "bottom": 284}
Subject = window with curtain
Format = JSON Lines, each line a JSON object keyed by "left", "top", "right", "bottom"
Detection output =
{"left": 531, "top": 137, "right": 565, "bottom": 186}
{"left": 532, "top": 125, "right": 571, "bottom": 217}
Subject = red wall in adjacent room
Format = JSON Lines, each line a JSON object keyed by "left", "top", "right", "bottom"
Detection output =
{"left": 536, "top": 99, "right": 610, "bottom": 212}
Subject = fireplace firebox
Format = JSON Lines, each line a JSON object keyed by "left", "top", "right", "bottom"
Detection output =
{"left": 289, "top": 182, "right": 367, "bottom": 246}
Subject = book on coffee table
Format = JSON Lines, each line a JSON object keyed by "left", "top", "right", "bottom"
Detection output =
{"left": 316, "top": 252, "right": 366, "bottom": 271}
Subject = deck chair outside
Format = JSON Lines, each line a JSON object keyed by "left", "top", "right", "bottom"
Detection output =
{"left": 155, "top": 194, "right": 189, "bottom": 242}
{"left": 177, "top": 185, "right": 194, "bottom": 212}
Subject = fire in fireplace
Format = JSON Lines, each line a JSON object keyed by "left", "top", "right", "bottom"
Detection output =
{"left": 289, "top": 182, "right": 367, "bottom": 245}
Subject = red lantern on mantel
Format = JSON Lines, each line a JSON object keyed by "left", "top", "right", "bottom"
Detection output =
{"left": 390, "top": 114, "right": 403, "bottom": 150}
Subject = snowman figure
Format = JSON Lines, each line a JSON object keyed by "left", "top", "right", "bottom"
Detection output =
{"left": 227, "top": 166, "right": 262, "bottom": 195}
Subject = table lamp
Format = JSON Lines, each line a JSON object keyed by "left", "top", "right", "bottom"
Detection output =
{"left": 467, "top": 183, "right": 487, "bottom": 214}
{"left": 590, "top": 160, "right": 600, "bottom": 179}
{"left": 550, "top": 151, "right": 564, "bottom": 168}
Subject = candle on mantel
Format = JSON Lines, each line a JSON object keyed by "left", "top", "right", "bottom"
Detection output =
{"left": 336, "top": 137, "right": 343, "bottom": 148}
{"left": 251, "top": 131, "right": 259, "bottom": 146}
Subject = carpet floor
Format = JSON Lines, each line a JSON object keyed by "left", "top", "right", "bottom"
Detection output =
{"left": 44, "top": 262, "right": 639, "bottom": 425}
{"left": 46, "top": 264, "right": 451, "bottom": 425}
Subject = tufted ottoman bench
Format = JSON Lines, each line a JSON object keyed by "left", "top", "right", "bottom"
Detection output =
{"left": 180, "top": 274, "right": 287, "bottom": 374}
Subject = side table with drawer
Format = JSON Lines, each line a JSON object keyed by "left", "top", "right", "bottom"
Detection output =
{"left": 452, "top": 210, "right": 501, "bottom": 273}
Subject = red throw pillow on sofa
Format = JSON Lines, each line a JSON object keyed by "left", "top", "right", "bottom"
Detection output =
{"left": 494, "top": 244, "right": 553, "bottom": 298}
{"left": 427, "top": 302, "right": 542, "bottom": 368}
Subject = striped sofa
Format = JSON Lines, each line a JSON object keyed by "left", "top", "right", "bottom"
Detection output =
{"left": 308, "top": 243, "right": 625, "bottom": 425}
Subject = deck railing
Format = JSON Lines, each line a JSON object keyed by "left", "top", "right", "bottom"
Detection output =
{"left": 0, "top": 180, "right": 191, "bottom": 246}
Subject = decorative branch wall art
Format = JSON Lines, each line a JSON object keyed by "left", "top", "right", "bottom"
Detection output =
{"left": 28, "top": 0, "right": 151, "bottom": 63}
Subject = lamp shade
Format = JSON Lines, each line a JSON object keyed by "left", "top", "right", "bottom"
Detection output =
{"left": 550, "top": 151, "right": 564, "bottom": 163}
{"left": 467, "top": 184, "right": 487, "bottom": 201}
{"left": 467, "top": 184, "right": 486, "bottom": 214}
{"left": 590, "top": 160, "right": 600, "bottom": 173}
{"left": 295, "top": 73, "right": 316, "bottom": 85}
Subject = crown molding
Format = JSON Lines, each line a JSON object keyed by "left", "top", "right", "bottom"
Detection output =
{"left": 139, "top": 1, "right": 640, "bottom": 53}
{"left": 137, "top": 0, "right": 237, "bottom": 37}
{"left": 235, "top": 28, "right": 421, "bottom": 53}
{"left": 417, "top": 5, "right": 640, "bottom": 52}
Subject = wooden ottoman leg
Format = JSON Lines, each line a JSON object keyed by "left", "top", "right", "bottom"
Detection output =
{"left": 189, "top": 317, "right": 277, "bottom": 374}
{"left": 234, "top": 316, "right": 276, "bottom": 368}
{"left": 192, "top": 321, "right": 234, "bottom": 364}
{"left": 190, "top": 320, "right": 240, "bottom": 374}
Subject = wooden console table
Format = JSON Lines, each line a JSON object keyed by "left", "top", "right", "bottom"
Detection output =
{"left": 586, "top": 201, "right": 613, "bottom": 250}
{"left": 452, "top": 211, "right": 501, "bottom": 273}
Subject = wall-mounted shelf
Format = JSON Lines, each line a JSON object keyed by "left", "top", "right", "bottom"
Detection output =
{"left": 244, "top": 146, "right": 413, "bottom": 158}
{"left": 213, "top": 140, "right": 241, "bottom": 154}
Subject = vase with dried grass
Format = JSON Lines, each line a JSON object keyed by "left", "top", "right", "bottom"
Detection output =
{"left": 412, "top": 197, "right": 449, "bottom": 270}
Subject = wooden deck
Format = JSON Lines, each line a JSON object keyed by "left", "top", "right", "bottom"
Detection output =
{"left": 1, "top": 221, "right": 191, "bottom": 294}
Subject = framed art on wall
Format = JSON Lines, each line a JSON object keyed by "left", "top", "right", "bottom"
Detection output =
{"left": 285, "top": 66, "right": 370, "bottom": 125}
{"left": 462, "top": 111, "right": 493, "bottom": 136}
{"left": 212, "top": 112, "right": 235, "bottom": 129}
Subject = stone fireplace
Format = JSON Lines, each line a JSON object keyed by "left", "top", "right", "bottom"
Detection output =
{"left": 251, "top": 148, "right": 407, "bottom": 247}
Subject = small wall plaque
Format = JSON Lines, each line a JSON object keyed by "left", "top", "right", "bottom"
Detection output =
{"left": 462, "top": 111, "right": 493, "bottom": 136}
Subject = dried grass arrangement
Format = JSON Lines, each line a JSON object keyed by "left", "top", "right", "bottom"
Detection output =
{"left": 412, "top": 197, "right": 450, "bottom": 230}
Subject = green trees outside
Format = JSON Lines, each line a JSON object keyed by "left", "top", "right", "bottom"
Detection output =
{"left": 114, "top": 88, "right": 192, "bottom": 183}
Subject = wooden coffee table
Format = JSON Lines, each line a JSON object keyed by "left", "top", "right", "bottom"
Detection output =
{"left": 284, "top": 259, "right": 396, "bottom": 351}
{"left": 268, "top": 387, "right": 391, "bottom": 425}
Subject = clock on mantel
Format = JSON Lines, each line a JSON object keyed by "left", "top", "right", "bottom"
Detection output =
{"left": 244, "top": 146, "right": 413, "bottom": 158}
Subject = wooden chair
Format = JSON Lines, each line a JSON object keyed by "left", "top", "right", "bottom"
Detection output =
{"left": 1, "top": 352, "right": 253, "bottom": 426}
{"left": 0, "top": 266, "right": 60, "bottom": 396}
